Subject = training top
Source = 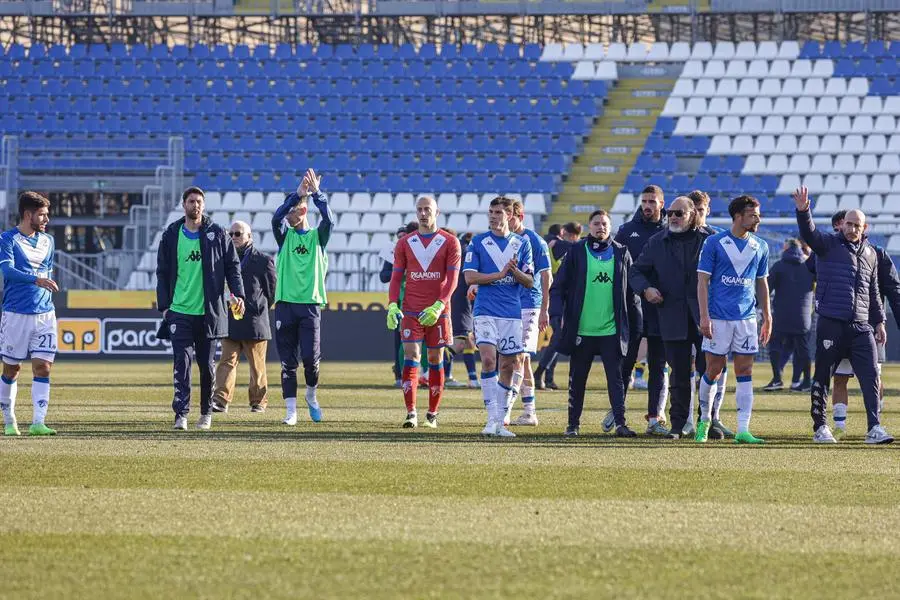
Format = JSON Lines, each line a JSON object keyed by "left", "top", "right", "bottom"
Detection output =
{"left": 697, "top": 231, "right": 769, "bottom": 321}
{"left": 518, "top": 228, "right": 551, "bottom": 311}
{"left": 273, "top": 191, "right": 333, "bottom": 305}
{"left": 0, "top": 227, "right": 55, "bottom": 314}
{"left": 170, "top": 226, "right": 205, "bottom": 315}
{"left": 463, "top": 231, "right": 534, "bottom": 320}
{"left": 389, "top": 230, "right": 461, "bottom": 313}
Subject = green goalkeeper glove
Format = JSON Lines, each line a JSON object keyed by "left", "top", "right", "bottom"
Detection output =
{"left": 418, "top": 301, "right": 445, "bottom": 327}
{"left": 386, "top": 302, "right": 403, "bottom": 330}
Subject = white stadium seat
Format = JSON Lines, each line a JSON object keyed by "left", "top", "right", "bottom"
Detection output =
{"left": 626, "top": 43, "right": 649, "bottom": 62}
{"left": 263, "top": 192, "right": 284, "bottom": 211}
{"left": 540, "top": 43, "right": 564, "bottom": 62}
{"left": 776, "top": 135, "right": 798, "bottom": 154}
{"left": 813, "top": 194, "right": 838, "bottom": 215}
{"left": 211, "top": 212, "right": 230, "bottom": 228}
{"left": 572, "top": 61, "right": 596, "bottom": 80}
{"left": 203, "top": 192, "right": 222, "bottom": 212}
{"left": 647, "top": 42, "right": 669, "bottom": 62}
{"left": 562, "top": 43, "right": 584, "bottom": 62}
{"left": 778, "top": 41, "right": 801, "bottom": 60}
{"left": 221, "top": 192, "right": 243, "bottom": 211}
{"left": 524, "top": 193, "right": 547, "bottom": 215}
{"left": 668, "top": 42, "right": 691, "bottom": 62}
{"left": 712, "top": 42, "right": 735, "bottom": 61}
{"left": 606, "top": 43, "right": 627, "bottom": 61}
{"left": 612, "top": 194, "right": 635, "bottom": 213}
{"left": 734, "top": 41, "right": 757, "bottom": 60}
{"left": 747, "top": 59, "right": 769, "bottom": 78}
{"left": 437, "top": 193, "right": 458, "bottom": 212}
{"left": 370, "top": 192, "right": 393, "bottom": 213}
{"left": 681, "top": 60, "right": 704, "bottom": 79}
{"left": 767, "top": 155, "right": 789, "bottom": 174}
{"left": 757, "top": 41, "right": 779, "bottom": 60}
{"left": 391, "top": 193, "right": 416, "bottom": 214}
{"left": 690, "top": 42, "right": 713, "bottom": 60}
{"left": 583, "top": 43, "right": 605, "bottom": 61}
{"left": 744, "top": 155, "right": 767, "bottom": 174}
{"left": 243, "top": 192, "right": 264, "bottom": 211}
{"left": 662, "top": 97, "right": 685, "bottom": 116}
{"left": 350, "top": 192, "right": 372, "bottom": 212}
{"left": 595, "top": 61, "right": 618, "bottom": 80}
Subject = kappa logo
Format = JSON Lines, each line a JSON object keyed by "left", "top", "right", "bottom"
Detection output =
{"left": 169, "top": 323, "right": 176, "bottom": 333}
{"left": 592, "top": 272, "right": 612, "bottom": 284}
{"left": 723, "top": 238, "right": 733, "bottom": 245}
{"left": 186, "top": 250, "right": 202, "bottom": 262}
{"left": 575, "top": 336, "right": 582, "bottom": 346}
{"left": 823, "top": 339, "right": 833, "bottom": 349}
{"left": 293, "top": 245, "right": 310, "bottom": 255}
{"left": 402, "top": 380, "right": 412, "bottom": 394}
{"left": 629, "top": 232, "right": 640, "bottom": 238}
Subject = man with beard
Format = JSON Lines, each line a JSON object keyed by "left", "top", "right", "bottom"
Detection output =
{"left": 629, "top": 196, "right": 711, "bottom": 438}
{"left": 695, "top": 196, "right": 772, "bottom": 444}
{"left": 156, "top": 186, "right": 246, "bottom": 431}
{"left": 611, "top": 184, "right": 667, "bottom": 435}
{"left": 0, "top": 192, "right": 60, "bottom": 436}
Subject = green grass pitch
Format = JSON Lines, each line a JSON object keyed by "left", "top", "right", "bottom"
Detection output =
{"left": 2, "top": 359, "right": 899, "bottom": 599}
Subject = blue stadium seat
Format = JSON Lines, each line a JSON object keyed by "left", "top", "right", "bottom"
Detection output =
{"left": 799, "top": 41, "right": 822, "bottom": 59}
{"left": 866, "top": 41, "right": 888, "bottom": 58}
{"left": 833, "top": 59, "right": 856, "bottom": 78}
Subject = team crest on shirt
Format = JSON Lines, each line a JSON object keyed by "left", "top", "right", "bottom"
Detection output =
{"left": 403, "top": 329, "right": 411, "bottom": 338}
{"left": 575, "top": 336, "right": 582, "bottom": 346}
{"left": 170, "top": 324, "right": 176, "bottom": 333}
{"left": 207, "top": 232, "right": 215, "bottom": 240}
{"left": 823, "top": 339, "right": 833, "bottom": 349}
{"left": 276, "top": 320, "right": 281, "bottom": 330}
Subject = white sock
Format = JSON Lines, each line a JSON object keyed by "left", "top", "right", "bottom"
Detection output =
{"left": 698, "top": 374, "right": 717, "bottom": 422}
{"left": 497, "top": 382, "right": 516, "bottom": 424}
{"left": 305, "top": 386, "right": 319, "bottom": 409}
{"left": 285, "top": 396, "right": 297, "bottom": 416}
{"left": 735, "top": 377, "right": 754, "bottom": 433}
{"left": 504, "top": 369, "right": 524, "bottom": 422}
{"left": 32, "top": 377, "right": 50, "bottom": 425}
{"left": 0, "top": 375, "right": 17, "bottom": 426}
{"left": 521, "top": 384, "right": 535, "bottom": 415}
{"left": 713, "top": 367, "right": 727, "bottom": 421}
{"left": 481, "top": 371, "right": 498, "bottom": 420}
{"left": 687, "top": 371, "right": 696, "bottom": 426}
{"left": 658, "top": 368, "right": 669, "bottom": 417}
{"left": 833, "top": 402, "right": 848, "bottom": 430}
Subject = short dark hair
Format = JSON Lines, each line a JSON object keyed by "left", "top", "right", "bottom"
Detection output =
{"left": 18, "top": 191, "right": 50, "bottom": 219}
{"left": 404, "top": 221, "right": 418, "bottom": 234}
{"left": 547, "top": 223, "right": 562, "bottom": 237}
{"left": 588, "top": 209, "right": 610, "bottom": 222}
{"left": 831, "top": 210, "right": 847, "bottom": 228}
{"left": 511, "top": 199, "right": 525, "bottom": 218}
{"left": 728, "top": 195, "right": 760, "bottom": 219}
{"left": 490, "top": 196, "right": 514, "bottom": 211}
{"left": 441, "top": 226, "right": 457, "bottom": 237}
{"left": 641, "top": 185, "right": 664, "bottom": 201}
{"left": 562, "top": 222, "right": 583, "bottom": 235}
{"left": 459, "top": 232, "right": 474, "bottom": 245}
{"left": 182, "top": 186, "right": 205, "bottom": 202}
{"left": 688, "top": 190, "right": 710, "bottom": 208}
{"left": 785, "top": 237, "right": 801, "bottom": 249}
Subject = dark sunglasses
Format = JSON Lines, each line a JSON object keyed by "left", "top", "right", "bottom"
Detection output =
{"left": 668, "top": 209, "right": 687, "bottom": 218}
{"left": 229, "top": 231, "right": 244, "bottom": 237}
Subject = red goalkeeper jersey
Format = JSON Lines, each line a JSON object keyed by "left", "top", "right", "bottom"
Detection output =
{"left": 389, "top": 230, "right": 461, "bottom": 313}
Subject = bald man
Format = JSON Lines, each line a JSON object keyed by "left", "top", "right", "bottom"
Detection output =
{"left": 211, "top": 220, "right": 277, "bottom": 413}
{"left": 794, "top": 188, "right": 893, "bottom": 444}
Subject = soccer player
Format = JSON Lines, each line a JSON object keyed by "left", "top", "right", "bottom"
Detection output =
{"left": 506, "top": 199, "right": 551, "bottom": 426}
{"left": 272, "top": 168, "right": 332, "bottom": 426}
{"left": 464, "top": 196, "right": 534, "bottom": 437}
{"left": 157, "top": 186, "right": 246, "bottom": 431}
{"left": 696, "top": 196, "right": 771, "bottom": 444}
{"left": 0, "top": 192, "right": 60, "bottom": 436}
{"left": 386, "top": 196, "right": 461, "bottom": 427}
{"left": 688, "top": 189, "right": 732, "bottom": 439}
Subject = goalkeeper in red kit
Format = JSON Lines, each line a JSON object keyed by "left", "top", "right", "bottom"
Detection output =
{"left": 387, "top": 195, "right": 461, "bottom": 428}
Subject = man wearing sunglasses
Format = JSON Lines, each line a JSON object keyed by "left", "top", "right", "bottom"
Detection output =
{"left": 211, "top": 220, "right": 277, "bottom": 415}
{"left": 629, "top": 196, "right": 711, "bottom": 438}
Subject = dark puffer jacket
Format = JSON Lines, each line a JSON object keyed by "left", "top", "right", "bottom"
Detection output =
{"left": 796, "top": 209, "right": 884, "bottom": 325}
{"left": 614, "top": 208, "right": 665, "bottom": 336}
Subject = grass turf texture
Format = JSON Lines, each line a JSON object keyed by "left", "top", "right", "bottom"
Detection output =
{"left": 2, "top": 360, "right": 899, "bottom": 599}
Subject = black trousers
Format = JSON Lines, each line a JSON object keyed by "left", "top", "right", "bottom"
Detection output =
{"left": 392, "top": 328, "right": 402, "bottom": 380}
{"left": 664, "top": 326, "right": 705, "bottom": 434}
{"left": 567, "top": 334, "right": 626, "bottom": 429}
{"left": 275, "top": 302, "right": 321, "bottom": 399}
{"left": 811, "top": 316, "right": 881, "bottom": 432}
{"left": 538, "top": 316, "right": 563, "bottom": 379}
{"left": 769, "top": 331, "right": 811, "bottom": 384}
{"left": 622, "top": 333, "right": 666, "bottom": 416}
{"left": 168, "top": 311, "right": 215, "bottom": 417}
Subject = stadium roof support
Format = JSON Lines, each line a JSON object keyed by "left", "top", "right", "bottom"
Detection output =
{"left": 2, "top": 1, "right": 900, "bottom": 47}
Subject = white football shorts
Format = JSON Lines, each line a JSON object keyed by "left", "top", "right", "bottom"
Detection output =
{"left": 701, "top": 318, "right": 758, "bottom": 356}
{"left": 0, "top": 310, "right": 58, "bottom": 364}
{"left": 521, "top": 308, "right": 540, "bottom": 354}
{"left": 474, "top": 315, "right": 524, "bottom": 356}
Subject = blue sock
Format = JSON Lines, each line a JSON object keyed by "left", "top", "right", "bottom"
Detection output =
{"left": 464, "top": 352, "right": 477, "bottom": 380}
